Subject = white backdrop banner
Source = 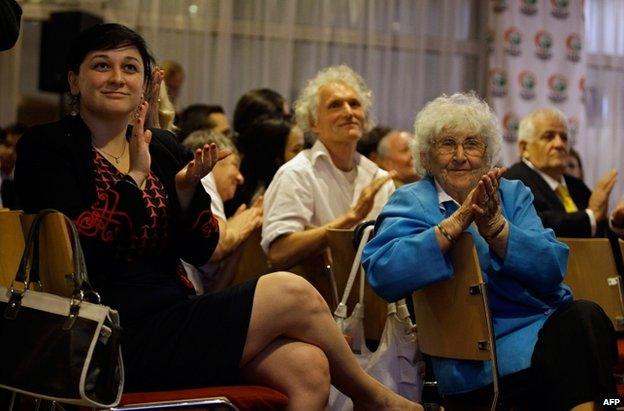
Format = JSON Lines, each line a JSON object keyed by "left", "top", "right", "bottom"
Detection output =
{"left": 488, "top": 0, "right": 586, "bottom": 167}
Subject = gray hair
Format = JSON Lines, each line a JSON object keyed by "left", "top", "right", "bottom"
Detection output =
{"left": 518, "top": 107, "right": 568, "bottom": 143}
{"left": 182, "top": 129, "right": 238, "bottom": 155}
{"left": 412, "top": 92, "right": 501, "bottom": 177}
{"left": 377, "top": 130, "right": 412, "bottom": 160}
{"left": 294, "top": 65, "right": 374, "bottom": 137}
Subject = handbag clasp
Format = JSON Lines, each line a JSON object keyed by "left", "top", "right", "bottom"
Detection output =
{"left": 3, "top": 286, "right": 26, "bottom": 320}
{"left": 63, "top": 289, "right": 84, "bottom": 330}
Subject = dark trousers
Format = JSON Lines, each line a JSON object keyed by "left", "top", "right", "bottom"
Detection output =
{"left": 445, "top": 300, "right": 618, "bottom": 411}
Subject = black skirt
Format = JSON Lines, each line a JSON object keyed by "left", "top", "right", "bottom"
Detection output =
{"left": 121, "top": 278, "right": 259, "bottom": 391}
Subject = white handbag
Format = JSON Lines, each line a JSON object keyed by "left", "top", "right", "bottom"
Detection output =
{"left": 329, "top": 225, "right": 424, "bottom": 411}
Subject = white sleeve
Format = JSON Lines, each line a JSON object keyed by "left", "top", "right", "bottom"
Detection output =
{"left": 261, "top": 167, "right": 315, "bottom": 253}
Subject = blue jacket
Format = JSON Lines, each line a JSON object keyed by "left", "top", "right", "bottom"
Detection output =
{"left": 362, "top": 176, "right": 572, "bottom": 394}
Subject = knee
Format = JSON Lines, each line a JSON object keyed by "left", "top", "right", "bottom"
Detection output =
{"left": 263, "top": 271, "right": 329, "bottom": 315}
{"left": 289, "top": 344, "right": 331, "bottom": 394}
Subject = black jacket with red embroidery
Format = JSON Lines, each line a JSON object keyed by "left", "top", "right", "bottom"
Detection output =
{"left": 15, "top": 115, "right": 219, "bottom": 325}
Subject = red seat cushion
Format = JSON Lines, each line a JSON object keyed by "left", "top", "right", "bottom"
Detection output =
{"left": 120, "top": 386, "right": 288, "bottom": 410}
{"left": 615, "top": 338, "right": 624, "bottom": 374}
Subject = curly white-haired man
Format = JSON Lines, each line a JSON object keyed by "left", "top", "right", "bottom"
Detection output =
{"left": 261, "top": 65, "right": 395, "bottom": 275}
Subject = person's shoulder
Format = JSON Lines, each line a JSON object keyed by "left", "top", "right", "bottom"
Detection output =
{"left": 275, "top": 150, "right": 313, "bottom": 178}
{"left": 150, "top": 128, "right": 183, "bottom": 150}
{"left": 563, "top": 173, "right": 590, "bottom": 192}
{"left": 17, "top": 118, "right": 74, "bottom": 152}
{"left": 502, "top": 161, "right": 528, "bottom": 179}
{"left": 386, "top": 178, "right": 436, "bottom": 210}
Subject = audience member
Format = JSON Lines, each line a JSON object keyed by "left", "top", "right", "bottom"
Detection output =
{"left": 566, "top": 147, "right": 584, "bottom": 181}
{"left": 181, "top": 129, "right": 262, "bottom": 293}
{"left": 504, "top": 107, "right": 617, "bottom": 237}
{"left": 233, "top": 88, "right": 289, "bottom": 137}
{"left": 261, "top": 65, "right": 395, "bottom": 269}
{"left": 178, "top": 104, "right": 231, "bottom": 142}
{"left": 0, "top": 0, "right": 21, "bottom": 51}
{"left": 229, "top": 116, "right": 303, "bottom": 214}
{"left": 14, "top": 23, "right": 421, "bottom": 410}
{"left": 357, "top": 125, "right": 391, "bottom": 162}
{"left": 363, "top": 92, "right": 616, "bottom": 410}
{"left": 161, "top": 60, "right": 185, "bottom": 106}
{"left": 376, "top": 129, "right": 418, "bottom": 186}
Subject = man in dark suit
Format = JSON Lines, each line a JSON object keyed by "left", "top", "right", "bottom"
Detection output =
{"left": 504, "top": 107, "right": 617, "bottom": 237}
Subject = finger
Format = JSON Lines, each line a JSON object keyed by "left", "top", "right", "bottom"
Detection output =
{"left": 370, "top": 173, "right": 394, "bottom": 192}
{"left": 482, "top": 174, "right": 495, "bottom": 195}
{"left": 471, "top": 203, "right": 486, "bottom": 216}
{"left": 217, "top": 148, "right": 232, "bottom": 161}
{"left": 251, "top": 195, "right": 264, "bottom": 208}
{"left": 234, "top": 204, "right": 247, "bottom": 216}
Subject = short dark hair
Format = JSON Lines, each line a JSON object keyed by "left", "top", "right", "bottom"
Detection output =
{"left": 65, "top": 23, "right": 155, "bottom": 91}
{"left": 178, "top": 104, "right": 226, "bottom": 141}
{"left": 357, "top": 125, "right": 392, "bottom": 158}
{"left": 233, "top": 88, "right": 287, "bottom": 134}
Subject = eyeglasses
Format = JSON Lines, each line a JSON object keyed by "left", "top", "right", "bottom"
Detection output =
{"left": 434, "top": 136, "right": 487, "bottom": 156}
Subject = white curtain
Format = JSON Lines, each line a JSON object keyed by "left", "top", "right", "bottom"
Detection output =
{"left": 584, "top": 0, "right": 624, "bottom": 207}
{"left": 8, "top": 0, "right": 484, "bottom": 132}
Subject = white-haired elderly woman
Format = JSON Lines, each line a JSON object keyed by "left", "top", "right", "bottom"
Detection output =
{"left": 362, "top": 93, "right": 616, "bottom": 410}
{"left": 262, "top": 65, "right": 395, "bottom": 269}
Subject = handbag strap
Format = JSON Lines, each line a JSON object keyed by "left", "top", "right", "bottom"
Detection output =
{"left": 11, "top": 209, "right": 94, "bottom": 300}
{"left": 334, "top": 224, "right": 374, "bottom": 320}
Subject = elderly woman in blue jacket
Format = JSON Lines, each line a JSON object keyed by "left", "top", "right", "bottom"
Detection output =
{"left": 362, "top": 92, "right": 616, "bottom": 410}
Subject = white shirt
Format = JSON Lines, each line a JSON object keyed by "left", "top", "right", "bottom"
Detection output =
{"left": 523, "top": 158, "right": 596, "bottom": 236}
{"left": 261, "top": 139, "right": 395, "bottom": 253}
{"left": 182, "top": 172, "right": 224, "bottom": 294}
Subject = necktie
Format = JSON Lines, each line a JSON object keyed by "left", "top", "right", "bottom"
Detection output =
{"left": 555, "top": 185, "right": 578, "bottom": 213}
{"left": 442, "top": 200, "right": 458, "bottom": 218}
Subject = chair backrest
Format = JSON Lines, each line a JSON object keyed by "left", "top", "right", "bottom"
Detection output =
{"left": 232, "top": 228, "right": 271, "bottom": 285}
{"left": 289, "top": 252, "right": 339, "bottom": 310}
{"left": 411, "top": 233, "right": 494, "bottom": 361}
{"left": 21, "top": 212, "right": 75, "bottom": 298}
{"left": 0, "top": 210, "right": 25, "bottom": 288}
{"left": 560, "top": 237, "right": 624, "bottom": 331}
{"left": 326, "top": 227, "right": 388, "bottom": 340}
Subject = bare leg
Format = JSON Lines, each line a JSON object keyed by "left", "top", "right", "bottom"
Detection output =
{"left": 570, "top": 402, "right": 598, "bottom": 411}
{"left": 242, "top": 337, "right": 330, "bottom": 410}
{"left": 240, "top": 272, "right": 422, "bottom": 410}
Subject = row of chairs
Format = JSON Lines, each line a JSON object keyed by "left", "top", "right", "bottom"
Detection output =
{"left": 0, "top": 209, "right": 288, "bottom": 411}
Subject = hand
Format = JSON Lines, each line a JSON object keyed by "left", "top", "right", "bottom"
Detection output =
{"left": 347, "top": 171, "right": 396, "bottom": 223}
{"left": 611, "top": 199, "right": 624, "bottom": 229}
{"left": 227, "top": 199, "right": 263, "bottom": 243}
{"left": 127, "top": 100, "right": 152, "bottom": 188}
{"left": 146, "top": 67, "right": 164, "bottom": 128}
{"left": 472, "top": 167, "right": 507, "bottom": 239}
{"left": 175, "top": 143, "right": 231, "bottom": 192}
{"left": 588, "top": 169, "right": 617, "bottom": 222}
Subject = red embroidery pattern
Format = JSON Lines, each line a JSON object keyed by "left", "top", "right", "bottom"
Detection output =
{"left": 189, "top": 209, "right": 219, "bottom": 238}
{"left": 88, "top": 150, "right": 170, "bottom": 260}
{"left": 76, "top": 189, "right": 129, "bottom": 241}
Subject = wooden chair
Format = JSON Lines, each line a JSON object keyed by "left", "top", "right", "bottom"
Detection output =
{"left": 559, "top": 237, "right": 624, "bottom": 332}
{"left": 230, "top": 229, "right": 338, "bottom": 307}
{"left": 20, "top": 212, "right": 75, "bottom": 297}
{"left": 411, "top": 233, "right": 499, "bottom": 411}
{"left": 231, "top": 228, "right": 271, "bottom": 285}
{"left": 0, "top": 210, "right": 24, "bottom": 289}
{"left": 326, "top": 227, "right": 388, "bottom": 340}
